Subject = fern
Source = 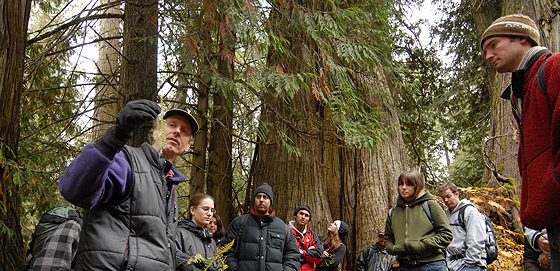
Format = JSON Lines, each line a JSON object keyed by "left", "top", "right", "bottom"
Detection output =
{"left": 187, "top": 240, "right": 235, "bottom": 271}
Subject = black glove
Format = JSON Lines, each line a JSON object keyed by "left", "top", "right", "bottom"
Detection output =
{"left": 95, "top": 100, "right": 161, "bottom": 159}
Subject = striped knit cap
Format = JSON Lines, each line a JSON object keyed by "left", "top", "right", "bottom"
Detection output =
{"left": 481, "top": 14, "right": 540, "bottom": 49}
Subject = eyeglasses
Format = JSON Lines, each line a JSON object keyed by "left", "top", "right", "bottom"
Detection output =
{"left": 195, "top": 206, "right": 216, "bottom": 214}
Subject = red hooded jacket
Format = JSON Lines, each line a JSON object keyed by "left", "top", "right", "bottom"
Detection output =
{"left": 290, "top": 224, "right": 323, "bottom": 271}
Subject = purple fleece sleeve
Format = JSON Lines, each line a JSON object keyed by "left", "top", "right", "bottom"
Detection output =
{"left": 58, "top": 143, "right": 131, "bottom": 209}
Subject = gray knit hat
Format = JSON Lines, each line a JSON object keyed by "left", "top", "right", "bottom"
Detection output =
{"left": 481, "top": 14, "right": 540, "bottom": 48}
{"left": 254, "top": 183, "right": 274, "bottom": 204}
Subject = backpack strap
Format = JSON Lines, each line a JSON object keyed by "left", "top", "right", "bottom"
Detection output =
{"left": 421, "top": 201, "right": 434, "bottom": 226}
{"left": 457, "top": 204, "right": 475, "bottom": 229}
{"left": 388, "top": 201, "right": 434, "bottom": 226}
{"left": 234, "top": 214, "right": 250, "bottom": 253}
{"left": 537, "top": 53, "right": 553, "bottom": 96}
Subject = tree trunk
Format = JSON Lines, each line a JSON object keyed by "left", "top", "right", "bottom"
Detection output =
{"left": 92, "top": 0, "right": 122, "bottom": 140}
{"left": 121, "top": 0, "right": 158, "bottom": 146}
{"left": 251, "top": 2, "right": 407, "bottom": 270}
{"left": 189, "top": 0, "right": 213, "bottom": 194}
{"left": 534, "top": 0, "right": 560, "bottom": 52}
{"left": 0, "top": 0, "right": 32, "bottom": 269}
{"left": 207, "top": 2, "right": 235, "bottom": 227}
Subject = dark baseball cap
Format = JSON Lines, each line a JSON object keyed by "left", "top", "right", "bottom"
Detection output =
{"left": 163, "top": 109, "right": 199, "bottom": 134}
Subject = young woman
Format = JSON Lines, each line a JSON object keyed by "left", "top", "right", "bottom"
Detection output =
{"left": 176, "top": 193, "right": 217, "bottom": 271}
{"left": 317, "top": 220, "right": 349, "bottom": 271}
{"left": 385, "top": 170, "right": 453, "bottom": 271}
{"left": 207, "top": 213, "right": 225, "bottom": 243}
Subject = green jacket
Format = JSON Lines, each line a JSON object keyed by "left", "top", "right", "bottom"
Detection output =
{"left": 384, "top": 191, "right": 452, "bottom": 266}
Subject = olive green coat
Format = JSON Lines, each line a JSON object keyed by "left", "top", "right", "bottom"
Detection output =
{"left": 384, "top": 191, "right": 452, "bottom": 266}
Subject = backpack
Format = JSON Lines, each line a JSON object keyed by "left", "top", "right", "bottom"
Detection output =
{"left": 454, "top": 204, "right": 498, "bottom": 265}
{"left": 25, "top": 206, "right": 82, "bottom": 270}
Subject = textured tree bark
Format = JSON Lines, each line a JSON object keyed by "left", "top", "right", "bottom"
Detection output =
{"left": 534, "top": 0, "right": 560, "bottom": 52}
{"left": 207, "top": 2, "right": 235, "bottom": 227}
{"left": 121, "top": 0, "right": 158, "bottom": 146}
{"left": 0, "top": 0, "right": 32, "bottom": 269}
{"left": 92, "top": 0, "right": 122, "bottom": 140}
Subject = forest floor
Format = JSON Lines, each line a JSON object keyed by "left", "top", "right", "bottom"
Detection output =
{"left": 458, "top": 186, "right": 524, "bottom": 270}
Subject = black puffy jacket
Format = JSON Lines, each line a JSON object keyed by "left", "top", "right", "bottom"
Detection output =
{"left": 176, "top": 220, "right": 216, "bottom": 271}
{"left": 221, "top": 210, "right": 300, "bottom": 271}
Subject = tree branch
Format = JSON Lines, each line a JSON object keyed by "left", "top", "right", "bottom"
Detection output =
{"left": 27, "top": 13, "right": 123, "bottom": 45}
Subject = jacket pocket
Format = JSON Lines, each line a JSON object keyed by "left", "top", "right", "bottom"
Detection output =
{"left": 269, "top": 231, "right": 285, "bottom": 249}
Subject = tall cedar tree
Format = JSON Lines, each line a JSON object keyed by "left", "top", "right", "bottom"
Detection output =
{"left": 251, "top": 1, "right": 407, "bottom": 270}
{"left": 0, "top": 0, "right": 32, "bottom": 269}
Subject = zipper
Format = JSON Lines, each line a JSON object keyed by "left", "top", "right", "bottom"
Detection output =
{"left": 405, "top": 204, "right": 408, "bottom": 240}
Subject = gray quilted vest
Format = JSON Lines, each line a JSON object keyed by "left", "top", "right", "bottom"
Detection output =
{"left": 74, "top": 143, "right": 179, "bottom": 270}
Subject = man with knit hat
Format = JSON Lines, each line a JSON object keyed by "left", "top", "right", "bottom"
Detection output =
{"left": 222, "top": 183, "right": 300, "bottom": 271}
{"left": 481, "top": 13, "right": 560, "bottom": 269}
{"left": 288, "top": 205, "right": 324, "bottom": 271}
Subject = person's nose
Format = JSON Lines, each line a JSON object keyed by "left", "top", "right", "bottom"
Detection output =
{"left": 484, "top": 51, "right": 494, "bottom": 62}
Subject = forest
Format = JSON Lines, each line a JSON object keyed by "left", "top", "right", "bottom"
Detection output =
{"left": 1, "top": 0, "right": 559, "bottom": 270}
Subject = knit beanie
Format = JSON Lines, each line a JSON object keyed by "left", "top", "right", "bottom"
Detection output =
{"left": 293, "top": 204, "right": 312, "bottom": 217}
{"left": 334, "top": 220, "right": 349, "bottom": 238}
{"left": 254, "top": 183, "right": 274, "bottom": 204}
{"left": 481, "top": 13, "right": 540, "bottom": 49}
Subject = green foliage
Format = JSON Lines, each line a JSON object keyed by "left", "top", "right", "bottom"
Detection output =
{"left": 432, "top": 0, "right": 491, "bottom": 185}
{"left": 391, "top": 0, "right": 490, "bottom": 185}
{"left": 391, "top": 8, "right": 451, "bottom": 182}
{"left": 159, "top": 0, "right": 265, "bottom": 214}
{"left": 262, "top": 0, "right": 398, "bottom": 148}
{"left": 0, "top": 141, "right": 25, "bottom": 240}
{"left": 187, "top": 240, "right": 234, "bottom": 270}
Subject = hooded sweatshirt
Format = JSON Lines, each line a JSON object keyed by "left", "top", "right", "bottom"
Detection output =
{"left": 385, "top": 190, "right": 452, "bottom": 266}
{"left": 288, "top": 220, "right": 323, "bottom": 271}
